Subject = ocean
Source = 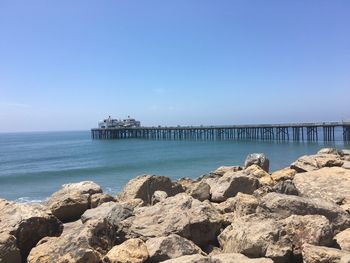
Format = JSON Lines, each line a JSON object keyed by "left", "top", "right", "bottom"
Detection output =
{"left": 0, "top": 130, "right": 349, "bottom": 202}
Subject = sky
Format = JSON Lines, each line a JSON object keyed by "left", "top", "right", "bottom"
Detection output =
{"left": 0, "top": 1, "right": 349, "bottom": 132}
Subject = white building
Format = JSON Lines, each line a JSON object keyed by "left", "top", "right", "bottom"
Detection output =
{"left": 98, "top": 116, "right": 141, "bottom": 128}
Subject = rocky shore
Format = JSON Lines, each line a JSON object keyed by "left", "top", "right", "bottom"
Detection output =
{"left": 1, "top": 148, "right": 350, "bottom": 263}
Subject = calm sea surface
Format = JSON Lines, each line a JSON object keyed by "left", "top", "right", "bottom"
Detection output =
{"left": 0, "top": 130, "right": 349, "bottom": 202}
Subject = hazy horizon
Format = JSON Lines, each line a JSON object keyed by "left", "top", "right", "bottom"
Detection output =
{"left": 1, "top": 1, "right": 350, "bottom": 132}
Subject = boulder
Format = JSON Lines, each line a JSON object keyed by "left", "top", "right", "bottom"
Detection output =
{"left": 125, "top": 193, "right": 223, "bottom": 247}
{"left": 28, "top": 218, "right": 116, "bottom": 263}
{"left": 0, "top": 233, "right": 21, "bottom": 263}
{"left": 302, "top": 244, "right": 350, "bottom": 263}
{"left": 218, "top": 214, "right": 291, "bottom": 262}
{"left": 271, "top": 168, "right": 296, "bottom": 182}
{"left": 317, "top": 148, "right": 339, "bottom": 155}
{"left": 243, "top": 165, "right": 274, "bottom": 186}
{"left": 290, "top": 154, "right": 343, "bottom": 173}
{"left": 213, "top": 166, "right": 242, "bottom": 176}
{"left": 90, "top": 193, "right": 116, "bottom": 208}
{"left": 160, "top": 254, "right": 209, "bottom": 263}
{"left": 217, "top": 193, "right": 258, "bottom": 218}
{"left": 0, "top": 199, "right": 63, "bottom": 261}
{"left": 81, "top": 202, "right": 118, "bottom": 223}
{"left": 218, "top": 213, "right": 333, "bottom": 262}
{"left": 334, "top": 228, "right": 350, "bottom": 251}
{"left": 340, "top": 149, "right": 350, "bottom": 156}
{"left": 151, "top": 190, "right": 168, "bottom": 205}
{"left": 210, "top": 253, "right": 274, "bottom": 263}
{"left": 118, "top": 175, "right": 184, "bottom": 205}
{"left": 210, "top": 171, "right": 260, "bottom": 202}
{"left": 257, "top": 192, "right": 350, "bottom": 232}
{"left": 47, "top": 181, "right": 102, "bottom": 223}
{"left": 103, "top": 238, "right": 148, "bottom": 263}
{"left": 343, "top": 161, "right": 350, "bottom": 170}
{"left": 188, "top": 181, "right": 211, "bottom": 201}
{"left": 244, "top": 153, "right": 269, "bottom": 172}
{"left": 293, "top": 167, "right": 350, "bottom": 205}
{"left": 145, "top": 234, "right": 204, "bottom": 262}
{"left": 272, "top": 180, "right": 299, "bottom": 196}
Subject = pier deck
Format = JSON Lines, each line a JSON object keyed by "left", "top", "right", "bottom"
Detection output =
{"left": 91, "top": 122, "right": 350, "bottom": 141}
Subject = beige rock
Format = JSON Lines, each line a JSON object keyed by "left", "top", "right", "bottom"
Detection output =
{"left": 126, "top": 193, "right": 223, "bottom": 247}
{"left": 103, "top": 238, "right": 148, "bottom": 263}
{"left": 272, "top": 180, "right": 299, "bottom": 196}
{"left": 146, "top": 234, "right": 204, "bottom": 262}
{"left": 218, "top": 214, "right": 291, "bottom": 261}
{"left": 290, "top": 154, "right": 343, "bottom": 173}
{"left": 90, "top": 193, "right": 116, "bottom": 208}
{"left": 47, "top": 181, "right": 102, "bottom": 222}
{"left": 302, "top": 243, "right": 350, "bottom": 263}
{"left": 293, "top": 167, "right": 350, "bottom": 205}
{"left": 257, "top": 192, "right": 350, "bottom": 232}
{"left": 343, "top": 161, "right": 350, "bottom": 170}
{"left": 210, "top": 253, "right": 274, "bottom": 263}
{"left": 28, "top": 218, "right": 116, "bottom": 263}
{"left": 0, "top": 233, "right": 21, "bottom": 263}
{"left": 210, "top": 171, "right": 260, "bottom": 202}
{"left": 0, "top": 199, "right": 62, "bottom": 261}
{"left": 243, "top": 165, "right": 274, "bottom": 186}
{"left": 218, "top": 213, "right": 333, "bottom": 262}
{"left": 151, "top": 190, "right": 168, "bottom": 205}
{"left": 271, "top": 168, "right": 296, "bottom": 182}
{"left": 334, "top": 228, "right": 350, "bottom": 251}
{"left": 160, "top": 254, "right": 209, "bottom": 263}
{"left": 118, "top": 175, "right": 184, "bottom": 205}
{"left": 213, "top": 166, "right": 242, "bottom": 176}
{"left": 317, "top": 148, "right": 339, "bottom": 155}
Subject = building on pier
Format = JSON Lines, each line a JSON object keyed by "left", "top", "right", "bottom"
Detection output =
{"left": 98, "top": 116, "right": 141, "bottom": 129}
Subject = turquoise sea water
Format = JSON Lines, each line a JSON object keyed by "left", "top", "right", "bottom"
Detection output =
{"left": 0, "top": 130, "right": 349, "bottom": 202}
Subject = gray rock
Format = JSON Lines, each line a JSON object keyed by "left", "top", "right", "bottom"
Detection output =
{"left": 244, "top": 153, "right": 269, "bottom": 172}
{"left": 188, "top": 181, "right": 211, "bottom": 201}
{"left": 257, "top": 192, "right": 350, "bottom": 232}
{"left": 302, "top": 244, "right": 350, "bottom": 263}
{"left": 210, "top": 171, "right": 260, "bottom": 202}
{"left": 81, "top": 201, "right": 117, "bottom": 223}
{"left": 146, "top": 234, "right": 204, "bottom": 262}
{"left": 0, "top": 199, "right": 63, "bottom": 261}
{"left": 290, "top": 154, "right": 343, "bottom": 173}
{"left": 126, "top": 193, "right": 223, "bottom": 247}
{"left": 293, "top": 167, "right": 350, "bottom": 205}
{"left": 47, "top": 181, "right": 102, "bottom": 223}
{"left": 272, "top": 180, "right": 299, "bottom": 195}
{"left": 118, "top": 175, "right": 184, "bottom": 205}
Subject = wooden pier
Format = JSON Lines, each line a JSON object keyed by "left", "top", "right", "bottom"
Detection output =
{"left": 91, "top": 122, "right": 350, "bottom": 142}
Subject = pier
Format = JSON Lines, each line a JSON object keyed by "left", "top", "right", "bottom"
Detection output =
{"left": 91, "top": 122, "right": 350, "bottom": 142}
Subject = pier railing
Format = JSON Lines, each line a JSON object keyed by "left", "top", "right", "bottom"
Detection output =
{"left": 91, "top": 122, "right": 350, "bottom": 141}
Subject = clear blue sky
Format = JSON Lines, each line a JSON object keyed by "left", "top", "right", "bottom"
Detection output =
{"left": 0, "top": 1, "right": 349, "bottom": 132}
